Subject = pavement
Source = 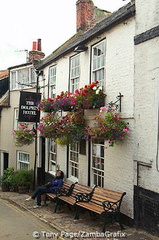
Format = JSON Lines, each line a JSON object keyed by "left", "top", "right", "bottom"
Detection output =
{"left": 0, "top": 189, "right": 159, "bottom": 240}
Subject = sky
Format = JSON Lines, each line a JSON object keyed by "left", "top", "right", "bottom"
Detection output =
{"left": 0, "top": 0, "right": 130, "bottom": 70}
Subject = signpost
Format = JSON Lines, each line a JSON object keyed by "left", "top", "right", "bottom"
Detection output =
{"left": 18, "top": 90, "right": 41, "bottom": 189}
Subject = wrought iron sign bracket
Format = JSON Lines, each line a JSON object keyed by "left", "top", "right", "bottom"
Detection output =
{"left": 108, "top": 92, "right": 124, "bottom": 112}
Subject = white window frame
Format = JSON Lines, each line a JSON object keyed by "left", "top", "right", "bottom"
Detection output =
{"left": 92, "top": 40, "right": 106, "bottom": 88}
{"left": 10, "top": 66, "right": 36, "bottom": 90}
{"left": 91, "top": 140, "right": 105, "bottom": 187}
{"left": 17, "top": 151, "right": 30, "bottom": 170}
{"left": 70, "top": 55, "right": 80, "bottom": 93}
{"left": 49, "top": 66, "right": 56, "bottom": 98}
{"left": 69, "top": 142, "right": 79, "bottom": 181}
{"left": 49, "top": 139, "right": 57, "bottom": 174}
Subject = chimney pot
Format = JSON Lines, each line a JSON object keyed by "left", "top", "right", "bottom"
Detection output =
{"left": 32, "top": 41, "right": 37, "bottom": 51}
{"left": 37, "top": 39, "right": 42, "bottom": 51}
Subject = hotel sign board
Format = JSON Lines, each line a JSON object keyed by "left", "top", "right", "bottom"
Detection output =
{"left": 18, "top": 91, "right": 41, "bottom": 123}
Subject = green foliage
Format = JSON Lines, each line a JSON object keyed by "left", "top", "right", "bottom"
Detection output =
{"left": 0, "top": 167, "right": 15, "bottom": 187}
{"left": 12, "top": 169, "right": 34, "bottom": 189}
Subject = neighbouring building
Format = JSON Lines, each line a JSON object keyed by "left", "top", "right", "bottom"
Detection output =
{"left": 0, "top": 39, "right": 45, "bottom": 184}
{"left": 0, "top": 0, "right": 159, "bottom": 234}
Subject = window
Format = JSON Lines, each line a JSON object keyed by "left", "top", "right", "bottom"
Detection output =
{"left": 92, "top": 40, "right": 106, "bottom": 87}
{"left": 10, "top": 66, "right": 36, "bottom": 90}
{"left": 70, "top": 55, "right": 80, "bottom": 93}
{"left": 49, "top": 66, "right": 56, "bottom": 98}
{"left": 17, "top": 152, "right": 30, "bottom": 170}
{"left": 69, "top": 142, "right": 79, "bottom": 179}
{"left": 30, "top": 68, "right": 36, "bottom": 84}
{"left": 49, "top": 139, "right": 57, "bottom": 172}
{"left": 14, "top": 108, "right": 19, "bottom": 130}
{"left": 11, "top": 71, "right": 16, "bottom": 89}
{"left": 91, "top": 140, "right": 104, "bottom": 187}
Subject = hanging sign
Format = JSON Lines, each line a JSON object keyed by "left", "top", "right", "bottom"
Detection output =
{"left": 18, "top": 91, "right": 41, "bottom": 122}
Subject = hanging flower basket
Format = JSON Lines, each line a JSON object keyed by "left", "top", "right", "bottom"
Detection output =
{"left": 38, "top": 110, "right": 85, "bottom": 145}
{"left": 56, "top": 91, "right": 77, "bottom": 111}
{"left": 84, "top": 107, "right": 129, "bottom": 147}
{"left": 75, "top": 81, "right": 106, "bottom": 109}
{"left": 37, "top": 113, "right": 60, "bottom": 139}
{"left": 12, "top": 124, "right": 36, "bottom": 147}
{"left": 37, "top": 98, "right": 58, "bottom": 112}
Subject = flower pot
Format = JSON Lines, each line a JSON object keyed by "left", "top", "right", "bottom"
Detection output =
{"left": 18, "top": 185, "right": 29, "bottom": 194}
{"left": 1, "top": 184, "right": 9, "bottom": 192}
{"left": 60, "top": 105, "right": 73, "bottom": 112}
{"left": 9, "top": 186, "right": 15, "bottom": 192}
{"left": 94, "top": 97, "right": 105, "bottom": 108}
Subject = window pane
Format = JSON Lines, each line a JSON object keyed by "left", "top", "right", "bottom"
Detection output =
{"left": 91, "top": 141, "right": 104, "bottom": 187}
{"left": 49, "top": 139, "right": 57, "bottom": 172}
{"left": 69, "top": 142, "right": 79, "bottom": 178}
{"left": 92, "top": 41, "right": 106, "bottom": 88}
{"left": 50, "top": 66, "right": 56, "bottom": 85}
{"left": 70, "top": 55, "right": 80, "bottom": 93}
{"left": 18, "top": 68, "right": 29, "bottom": 87}
{"left": 11, "top": 72, "right": 16, "bottom": 89}
{"left": 18, "top": 152, "right": 30, "bottom": 170}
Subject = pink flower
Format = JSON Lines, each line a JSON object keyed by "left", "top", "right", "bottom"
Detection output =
{"left": 123, "top": 128, "right": 129, "bottom": 133}
{"left": 100, "top": 106, "right": 108, "bottom": 111}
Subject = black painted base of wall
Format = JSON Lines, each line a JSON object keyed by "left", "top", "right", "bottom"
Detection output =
{"left": 134, "top": 186, "right": 159, "bottom": 236}
{"left": 121, "top": 213, "right": 134, "bottom": 227}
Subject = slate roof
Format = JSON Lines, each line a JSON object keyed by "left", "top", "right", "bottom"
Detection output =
{"left": 39, "top": 1, "right": 135, "bottom": 69}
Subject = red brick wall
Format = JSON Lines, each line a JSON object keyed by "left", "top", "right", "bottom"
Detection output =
{"left": 76, "top": 0, "right": 95, "bottom": 32}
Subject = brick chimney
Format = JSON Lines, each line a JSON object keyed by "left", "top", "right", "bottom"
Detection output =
{"left": 76, "top": 0, "right": 95, "bottom": 32}
{"left": 76, "top": 0, "right": 111, "bottom": 32}
{"left": 29, "top": 39, "right": 45, "bottom": 63}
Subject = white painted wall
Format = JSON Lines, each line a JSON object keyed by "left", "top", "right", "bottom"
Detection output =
{"left": 134, "top": 0, "right": 159, "bottom": 194}
{"left": 42, "top": 16, "right": 135, "bottom": 219}
{"left": 135, "top": 0, "right": 159, "bottom": 35}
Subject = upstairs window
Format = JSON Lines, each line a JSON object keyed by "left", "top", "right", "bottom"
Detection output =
{"left": 10, "top": 66, "right": 36, "bottom": 90}
{"left": 70, "top": 55, "right": 80, "bottom": 93}
{"left": 49, "top": 66, "right": 56, "bottom": 98}
{"left": 92, "top": 40, "right": 106, "bottom": 88}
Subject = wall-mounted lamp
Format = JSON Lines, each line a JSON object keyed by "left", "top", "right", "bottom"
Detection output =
{"left": 74, "top": 45, "right": 88, "bottom": 53}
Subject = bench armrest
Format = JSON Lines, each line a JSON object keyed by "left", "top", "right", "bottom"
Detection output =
{"left": 102, "top": 200, "right": 121, "bottom": 213}
{"left": 57, "top": 183, "right": 75, "bottom": 196}
{"left": 75, "top": 192, "right": 91, "bottom": 202}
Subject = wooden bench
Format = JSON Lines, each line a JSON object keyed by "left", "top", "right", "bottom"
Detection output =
{"left": 47, "top": 182, "right": 75, "bottom": 212}
{"left": 55, "top": 183, "right": 95, "bottom": 213}
{"left": 75, "top": 186, "right": 126, "bottom": 232}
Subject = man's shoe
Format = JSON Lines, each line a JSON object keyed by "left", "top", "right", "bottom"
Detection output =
{"left": 33, "top": 205, "right": 42, "bottom": 209}
{"left": 25, "top": 196, "right": 33, "bottom": 201}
